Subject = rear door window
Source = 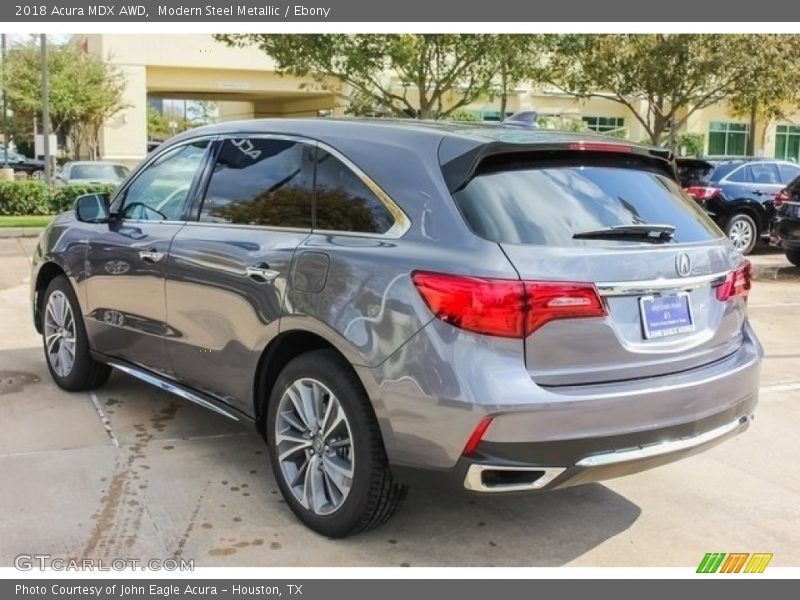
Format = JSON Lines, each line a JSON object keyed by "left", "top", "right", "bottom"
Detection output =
{"left": 452, "top": 160, "right": 722, "bottom": 246}
{"left": 748, "top": 163, "right": 781, "bottom": 185}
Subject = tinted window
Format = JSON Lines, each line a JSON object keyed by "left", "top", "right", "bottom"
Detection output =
{"left": 70, "top": 164, "right": 128, "bottom": 181}
{"left": 676, "top": 160, "right": 714, "bottom": 187}
{"left": 749, "top": 163, "right": 780, "bottom": 185}
{"left": 779, "top": 163, "right": 800, "bottom": 184}
{"left": 724, "top": 165, "right": 751, "bottom": 183}
{"left": 314, "top": 149, "right": 395, "bottom": 234}
{"left": 121, "top": 140, "right": 209, "bottom": 221}
{"left": 200, "top": 138, "right": 313, "bottom": 228}
{"left": 453, "top": 164, "right": 721, "bottom": 246}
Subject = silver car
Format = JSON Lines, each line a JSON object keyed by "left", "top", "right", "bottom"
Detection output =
{"left": 30, "top": 120, "right": 761, "bottom": 537}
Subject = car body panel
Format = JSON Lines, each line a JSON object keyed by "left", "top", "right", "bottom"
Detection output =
{"left": 31, "top": 119, "right": 761, "bottom": 484}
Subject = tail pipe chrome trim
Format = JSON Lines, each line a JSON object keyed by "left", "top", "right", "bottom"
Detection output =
{"left": 463, "top": 414, "right": 753, "bottom": 493}
{"left": 106, "top": 360, "right": 245, "bottom": 423}
{"left": 463, "top": 465, "right": 565, "bottom": 493}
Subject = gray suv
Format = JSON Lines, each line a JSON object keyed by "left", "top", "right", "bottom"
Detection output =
{"left": 31, "top": 120, "right": 762, "bottom": 537}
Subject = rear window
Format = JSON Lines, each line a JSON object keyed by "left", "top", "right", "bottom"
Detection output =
{"left": 676, "top": 161, "right": 714, "bottom": 187}
{"left": 453, "top": 163, "right": 722, "bottom": 246}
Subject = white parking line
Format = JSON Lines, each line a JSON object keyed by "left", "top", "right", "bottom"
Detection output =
{"left": 749, "top": 302, "right": 800, "bottom": 308}
{"left": 760, "top": 381, "right": 800, "bottom": 393}
{"left": 88, "top": 392, "right": 120, "bottom": 448}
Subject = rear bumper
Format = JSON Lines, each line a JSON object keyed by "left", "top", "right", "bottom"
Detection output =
{"left": 462, "top": 410, "right": 753, "bottom": 493}
{"left": 770, "top": 214, "right": 800, "bottom": 249}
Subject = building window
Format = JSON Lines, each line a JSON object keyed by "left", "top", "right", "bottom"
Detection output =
{"left": 582, "top": 116, "right": 625, "bottom": 134}
{"left": 775, "top": 125, "right": 800, "bottom": 161}
{"left": 708, "top": 122, "right": 749, "bottom": 156}
{"left": 469, "top": 109, "right": 515, "bottom": 122}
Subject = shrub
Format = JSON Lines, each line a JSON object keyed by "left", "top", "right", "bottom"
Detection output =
{"left": 0, "top": 181, "right": 51, "bottom": 215}
{"left": 677, "top": 133, "right": 706, "bottom": 158}
{"left": 50, "top": 183, "right": 117, "bottom": 214}
{"left": 0, "top": 181, "right": 118, "bottom": 216}
{"left": 448, "top": 108, "right": 482, "bottom": 122}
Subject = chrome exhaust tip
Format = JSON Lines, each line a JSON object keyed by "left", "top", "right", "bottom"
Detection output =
{"left": 463, "top": 464, "right": 565, "bottom": 492}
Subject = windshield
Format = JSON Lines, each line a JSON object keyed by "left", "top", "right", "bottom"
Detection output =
{"left": 70, "top": 164, "right": 128, "bottom": 180}
{"left": 453, "top": 164, "right": 722, "bottom": 246}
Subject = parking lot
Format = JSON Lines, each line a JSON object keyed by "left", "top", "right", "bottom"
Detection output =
{"left": 1, "top": 236, "right": 799, "bottom": 567}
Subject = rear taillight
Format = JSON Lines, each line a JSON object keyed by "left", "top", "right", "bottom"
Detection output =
{"left": 774, "top": 189, "right": 789, "bottom": 206}
{"left": 568, "top": 141, "right": 632, "bottom": 153}
{"left": 411, "top": 271, "right": 606, "bottom": 338}
{"left": 684, "top": 186, "right": 721, "bottom": 201}
{"left": 716, "top": 261, "right": 752, "bottom": 302}
{"left": 462, "top": 416, "right": 493, "bottom": 456}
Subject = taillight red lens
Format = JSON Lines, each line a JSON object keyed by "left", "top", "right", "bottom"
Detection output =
{"left": 774, "top": 189, "right": 789, "bottom": 206}
{"left": 525, "top": 282, "right": 607, "bottom": 334}
{"left": 411, "top": 272, "right": 607, "bottom": 338}
{"left": 411, "top": 272, "right": 526, "bottom": 338}
{"left": 716, "top": 261, "right": 752, "bottom": 302}
{"left": 684, "top": 186, "right": 721, "bottom": 201}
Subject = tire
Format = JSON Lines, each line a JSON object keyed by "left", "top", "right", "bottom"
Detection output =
{"left": 786, "top": 249, "right": 800, "bottom": 267}
{"left": 30, "top": 169, "right": 44, "bottom": 181}
{"left": 266, "top": 349, "right": 407, "bottom": 537}
{"left": 725, "top": 213, "right": 758, "bottom": 255}
{"left": 41, "top": 275, "right": 111, "bottom": 392}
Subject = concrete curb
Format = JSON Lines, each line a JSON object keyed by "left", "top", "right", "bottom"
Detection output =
{"left": 0, "top": 227, "right": 45, "bottom": 239}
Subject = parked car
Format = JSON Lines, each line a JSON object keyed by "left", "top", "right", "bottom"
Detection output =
{"left": 1, "top": 148, "right": 45, "bottom": 179}
{"left": 677, "top": 157, "right": 800, "bottom": 254}
{"left": 770, "top": 175, "right": 800, "bottom": 266}
{"left": 31, "top": 121, "right": 761, "bottom": 537}
{"left": 55, "top": 161, "right": 130, "bottom": 186}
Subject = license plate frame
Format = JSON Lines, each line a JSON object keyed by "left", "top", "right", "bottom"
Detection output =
{"left": 639, "top": 292, "right": 695, "bottom": 340}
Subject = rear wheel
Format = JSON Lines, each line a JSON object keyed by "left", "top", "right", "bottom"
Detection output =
{"left": 786, "top": 249, "right": 800, "bottom": 267}
{"left": 266, "top": 349, "right": 407, "bottom": 537}
{"left": 41, "top": 275, "right": 111, "bottom": 391}
{"left": 725, "top": 213, "right": 758, "bottom": 255}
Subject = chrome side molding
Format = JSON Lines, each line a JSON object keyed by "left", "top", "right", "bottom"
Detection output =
{"left": 106, "top": 360, "right": 246, "bottom": 423}
{"left": 596, "top": 271, "right": 728, "bottom": 296}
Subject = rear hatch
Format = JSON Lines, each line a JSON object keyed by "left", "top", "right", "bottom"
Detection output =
{"left": 451, "top": 146, "right": 749, "bottom": 386}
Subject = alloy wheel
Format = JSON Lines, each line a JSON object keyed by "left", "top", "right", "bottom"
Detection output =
{"left": 44, "top": 290, "right": 77, "bottom": 378}
{"left": 728, "top": 219, "right": 754, "bottom": 251}
{"left": 274, "top": 378, "right": 355, "bottom": 515}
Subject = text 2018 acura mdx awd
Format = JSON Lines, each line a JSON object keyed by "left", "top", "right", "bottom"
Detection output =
{"left": 31, "top": 120, "right": 762, "bottom": 537}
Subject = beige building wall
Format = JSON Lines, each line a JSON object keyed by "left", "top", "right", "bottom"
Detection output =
{"left": 91, "top": 34, "right": 800, "bottom": 165}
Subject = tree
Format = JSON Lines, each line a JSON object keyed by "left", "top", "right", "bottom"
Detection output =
{"left": 2, "top": 36, "right": 127, "bottom": 158}
{"left": 546, "top": 34, "right": 747, "bottom": 149}
{"left": 726, "top": 35, "right": 800, "bottom": 155}
{"left": 214, "top": 34, "right": 503, "bottom": 119}
{"left": 486, "top": 35, "right": 551, "bottom": 119}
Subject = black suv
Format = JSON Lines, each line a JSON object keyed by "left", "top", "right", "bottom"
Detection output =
{"left": 770, "top": 176, "right": 800, "bottom": 266}
{"left": 677, "top": 157, "right": 800, "bottom": 254}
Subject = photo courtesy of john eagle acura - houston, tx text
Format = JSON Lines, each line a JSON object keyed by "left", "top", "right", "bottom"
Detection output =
{"left": 30, "top": 118, "right": 761, "bottom": 537}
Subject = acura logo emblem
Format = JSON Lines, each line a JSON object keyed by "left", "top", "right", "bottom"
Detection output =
{"left": 676, "top": 253, "right": 691, "bottom": 277}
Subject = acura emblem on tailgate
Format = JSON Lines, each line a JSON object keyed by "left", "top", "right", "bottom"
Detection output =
{"left": 676, "top": 253, "right": 691, "bottom": 277}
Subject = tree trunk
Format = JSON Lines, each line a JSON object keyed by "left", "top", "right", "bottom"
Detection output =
{"left": 746, "top": 102, "right": 757, "bottom": 156}
{"left": 499, "top": 70, "right": 508, "bottom": 120}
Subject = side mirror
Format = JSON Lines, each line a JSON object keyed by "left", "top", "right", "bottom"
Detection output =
{"left": 75, "top": 193, "right": 111, "bottom": 223}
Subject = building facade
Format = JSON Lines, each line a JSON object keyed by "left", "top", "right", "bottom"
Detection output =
{"left": 89, "top": 34, "right": 800, "bottom": 166}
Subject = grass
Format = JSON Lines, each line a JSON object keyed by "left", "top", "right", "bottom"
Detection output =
{"left": 0, "top": 215, "right": 54, "bottom": 228}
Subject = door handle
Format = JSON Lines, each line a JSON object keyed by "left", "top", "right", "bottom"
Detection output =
{"left": 139, "top": 250, "right": 165, "bottom": 263}
{"left": 246, "top": 264, "right": 280, "bottom": 283}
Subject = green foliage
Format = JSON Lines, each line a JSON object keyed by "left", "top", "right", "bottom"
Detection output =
{"left": 0, "top": 181, "right": 117, "bottom": 216}
{"left": 2, "top": 37, "right": 128, "bottom": 159}
{"left": 546, "top": 35, "right": 751, "bottom": 148}
{"left": 215, "top": 34, "right": 547, "bottom": 120}
{"left": 0, "top": 181, "right": 51, "bottom": 216}
{"left": 50, "top": 183, "right": 117, "bottom": 213}
{"left": 677, "top": 133, "right": 706, "bottom": 157}
{"left": 448, "top": 108, "right": 481, "bottom": 122}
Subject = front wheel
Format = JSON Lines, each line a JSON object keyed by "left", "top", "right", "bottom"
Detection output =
{"left": 786, "top": 249, "right": 800, "bottom": 267}
{"left": 41, "top": 275, "right": 111, "bottom": 391}
{"left": 266, "top": 349, "right": 407, "bottom": 537}
{"left": 725, "top": 213, "right": 758, "bottom": 255}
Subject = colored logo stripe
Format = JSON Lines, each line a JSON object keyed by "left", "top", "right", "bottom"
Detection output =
{"left": 744, "top": 553, "right": 773, "bottom": 573}
{"left": 719, "top": 553, "right": 749, "bottom": 573}
{"left": 697, "top": 553, "right": 726, "bottom": 573}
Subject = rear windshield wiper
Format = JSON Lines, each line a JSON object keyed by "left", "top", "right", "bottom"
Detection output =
{"left": 572, "top": 223, "right": 676, "bottom": 243}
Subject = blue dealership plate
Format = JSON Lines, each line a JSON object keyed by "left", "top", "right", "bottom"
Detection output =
{"left": 639, "top": 292, "right": 694, "bottom": 339}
